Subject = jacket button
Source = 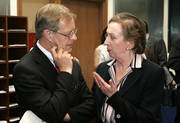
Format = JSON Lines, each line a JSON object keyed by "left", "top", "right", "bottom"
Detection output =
{"left": 116, "top": 114, "right": 121, "bottom": 119}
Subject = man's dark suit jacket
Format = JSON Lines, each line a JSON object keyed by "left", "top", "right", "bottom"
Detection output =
{"left": 146, "top": 36, "right": 167, "bottom": 67}
{"left": 168, "top": 36, "right": 180, "bottom": 123}
{"left": 92, "top": 59, "right": 164, "bottom": 123}
{"left": 13, "top": 45, "right": 96, "bottom": 123}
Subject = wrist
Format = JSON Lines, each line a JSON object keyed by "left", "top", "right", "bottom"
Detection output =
{"left": 64, "top": 113, "right": 71, "bottom": 122}
{"left": 61, "top": 68, "right": 72, "bottom": 74}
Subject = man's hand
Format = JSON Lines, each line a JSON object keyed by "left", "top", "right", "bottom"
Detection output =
{"left": 51, "top": 46, "right": 73, "bottom": 74}
{"left": 93, "top": 72, "right": 117, "bottom": 97}
{"left": 63, "top": 113, "right": 71, "bottom": 122}
{"left": 72, "top": 57, "right": 80, "bottom": 63}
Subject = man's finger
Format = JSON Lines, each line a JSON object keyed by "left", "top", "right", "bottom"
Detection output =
{"left": 73, "top": 57, "right": 79, "bottom": 63}
{"left": 51, "top": 46, "right": 57, "bottom": 58}
{"left": 57, "top": 48, "right": 63, "bottom": 55}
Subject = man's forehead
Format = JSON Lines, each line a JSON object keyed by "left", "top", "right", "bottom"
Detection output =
{"left": 58, "top": 18, "right": 75, "bottom": 32}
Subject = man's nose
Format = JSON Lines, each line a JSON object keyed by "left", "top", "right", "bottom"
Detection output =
{"left": 71, "top": 33, "right": 77, "bottom": 40}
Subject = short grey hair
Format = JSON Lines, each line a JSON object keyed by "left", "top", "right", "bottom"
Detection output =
{"left": 35, "top": 3, "right": 76, "bottom": 39}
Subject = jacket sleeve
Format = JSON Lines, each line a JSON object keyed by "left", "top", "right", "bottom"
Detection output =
{"left": 67, "top": 62, "right": 96, "bottom": 123}
{"left": 156, "top": 39, "right": 167, "bottom": 67}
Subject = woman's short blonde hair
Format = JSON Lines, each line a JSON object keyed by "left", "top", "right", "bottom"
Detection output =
{"left": 35, "top": 3, "right": 76, "bottom": 39}
{"left": 109, "top": 12, "right": 146, "bottom": 54}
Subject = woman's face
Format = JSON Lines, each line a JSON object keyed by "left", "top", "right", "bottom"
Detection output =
{"left": 104, "top": 22, "right": 134, "bottom": 59}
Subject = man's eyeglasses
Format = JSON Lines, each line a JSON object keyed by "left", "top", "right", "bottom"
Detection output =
{"left": 55, "top": 29, "right": 77, "bottom": 39}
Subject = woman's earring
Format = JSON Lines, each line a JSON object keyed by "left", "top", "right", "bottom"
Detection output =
{"left": 126, "top": 47, "right": 130, "bottom": 50}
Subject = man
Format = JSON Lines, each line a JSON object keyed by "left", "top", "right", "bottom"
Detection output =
{"left": 168, "top": 36, "right": 180, "bottom": 123}
{"left": 13, "top": 3, "right": 95, "bottom": 123}
{"left": 144, "top": 21, "right": 167, "bottom": 66}
{"left": 144, "top": 21, "right": 174, "bottom": 87}
{"left": 144, "top": 21, "right": 176, "bottom": 123}
{"left": 168, "top": 36, "right": 180, "bottom": 84}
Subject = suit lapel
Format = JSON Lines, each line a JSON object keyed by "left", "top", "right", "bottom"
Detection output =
{"left": 118, "top": 67, "right": 143, "bottom": 96}
{"left": 30, "top": 45, "right": 57, "bottom": 88}
{"left": 106, "top": 59, "right": 144, "bottom": 97}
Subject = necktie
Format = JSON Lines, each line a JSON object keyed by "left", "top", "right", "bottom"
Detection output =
{"left": 55, "top": 66, "right": 60, "bottom": 73}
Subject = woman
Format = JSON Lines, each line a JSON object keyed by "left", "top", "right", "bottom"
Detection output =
{"left": 92, "top": 12, "right": 164, "bottom": 123}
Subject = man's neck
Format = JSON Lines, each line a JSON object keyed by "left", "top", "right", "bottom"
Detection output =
{"left": 39, "top": 38, "right": 52, "bottom": 52}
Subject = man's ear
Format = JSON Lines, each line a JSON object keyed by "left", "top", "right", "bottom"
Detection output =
{"left": 43, "top": 29, "right": 52, "bottom": 41}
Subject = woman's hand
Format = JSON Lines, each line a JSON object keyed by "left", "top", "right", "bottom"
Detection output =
{"left": 93, "top": 72, "right": 117, "bottom": 97}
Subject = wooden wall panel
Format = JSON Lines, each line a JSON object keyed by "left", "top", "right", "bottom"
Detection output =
{"left": 21, "top": 0, "right": 49, "bottom": 32}
{"left": 62, "top": 0, "right": 107, "bottom": 89}
{"left": 49, "top": 0, "right": 61, "bottom": 3}
{"left": 17, "top": 0, "right": 22, "bottom": 16}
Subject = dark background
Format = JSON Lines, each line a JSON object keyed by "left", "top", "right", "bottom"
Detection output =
{"left": 169, "top": 0, "right": 180, "bottom": 51}
{"left": 115, "top": 0, "right": 180, "bottom": 52}
{"left": 114, "top": 0, "right": 163, "bottom": 38}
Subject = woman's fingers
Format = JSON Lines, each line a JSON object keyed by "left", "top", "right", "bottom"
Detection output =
{"left": 93, "top": 72, "right": 110, "bottom": 88}
{"left": 109, "top": 79, "right": 115, "bottom": 87}
{"left": 93, "top": 72, "right": 100, "bottom": 87}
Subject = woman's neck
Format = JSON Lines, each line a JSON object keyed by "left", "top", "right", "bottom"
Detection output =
{"left": 116, "top": 52, "right": 134, "bottom": 70}
{"left": 114, "top": 52, "right": 134, "bottom": 84}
